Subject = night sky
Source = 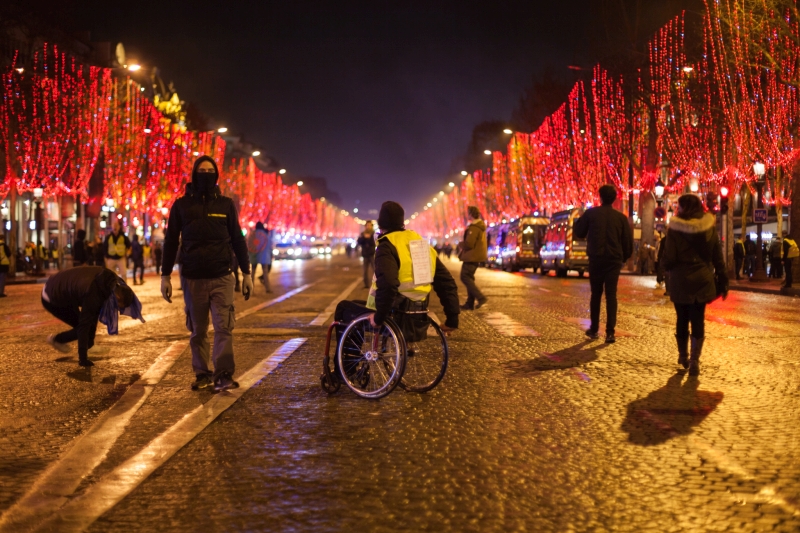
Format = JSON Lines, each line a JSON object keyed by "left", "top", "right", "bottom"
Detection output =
{"left": 71, "top": 1, "right": 596, "bottom": 218}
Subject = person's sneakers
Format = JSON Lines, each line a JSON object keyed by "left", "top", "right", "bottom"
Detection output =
{"left": 605, "top": 333, "right": 616, "bottom": 344}
{"left": 213, "top": 373, "right": 239, "bottom": 392}
{"left": 475, "top": 299, "right": 489, "bottom": 310}
{"left": 460, "top": 303, "right": 474, "bottom": 311}
{"left": 87, "top": 345, "right": 110, "bottom": 356}
{"left": 585, "top": 329, "right": 599, "bottom": 340}
{"left": 78, "top": 358, "right": 95, "bottom": 367}
{"left": 47, "top": 334, "right": 72, "bottom": 353}
{"left": 191, "top": 374, "right": 213, "bottom": 391}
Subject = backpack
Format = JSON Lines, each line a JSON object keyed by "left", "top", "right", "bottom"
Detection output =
{"left": 786, "top": 238, "right": 800, "bottom": 259}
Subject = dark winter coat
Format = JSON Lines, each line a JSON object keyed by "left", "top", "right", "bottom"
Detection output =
{"left": 662, "top": 213, "right": 727, "bottom": 305}
{"left": 573, "top": 205, "right": 633, "bottom": 267}
{"left": 373, "top": 229, "right": 460, "bottom": 328}
{"left": 460, "top": 220, "right": 488, "bottom": 263}
{"left": 161, "top": 184, "right": 250, "bottom": 279}
{"left": 357, "top": 231, "right": 376, "bottom": 258}
{"left": 44, "top": 266, "right": 119, "bottom": 358}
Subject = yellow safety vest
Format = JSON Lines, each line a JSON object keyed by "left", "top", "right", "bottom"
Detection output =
{"left": 0, "top": 244, "right": 8, "bottom": 266}
{"left": 785, "top": 238, "right": 800, "bottom": 259}
{"left": 108, "top": 234, "right": 127, "bottom": 257}
{"left": 366, "top": 229, "right": 437, "bottom": 310}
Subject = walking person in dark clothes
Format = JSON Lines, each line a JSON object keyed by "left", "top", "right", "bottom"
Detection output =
{"left": 744, "top": 234, "right": 757, "bottom": 276}
{"left": 153, "top": 240, "right": 163, "bottom": 275}
{"left": 357, "top": 220, "right": 376, "bottom": 289}
{"left": 160, "top": 155, "right": 253, "bottom": 392}
{"left": 93, "top": 236, "right": 105, "bottom": 268}
{"left": 42, "top": 266, "right": 142, "bottom": 367}
{"left": 130, "top": 234, "right": 145, "bottom": 285}
{"left": 459, "top": 206, "right": 489, "bottom": 310}
{"left": 573, "top": 185, "right": 634, "bottom": 344}
{"left": 73, "top": 229, "right": 88, "bottom": 267}
{"left": 662, "top": 194, "right": 728, "bottom": 376}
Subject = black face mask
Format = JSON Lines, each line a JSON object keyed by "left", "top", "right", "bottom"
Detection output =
{"left": 194, "top": 173, "right": 217, "bottom": 194}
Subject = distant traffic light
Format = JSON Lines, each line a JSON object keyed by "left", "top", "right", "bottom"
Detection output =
{"left": 720, "top": 186, "right": 729, "bottom": 215}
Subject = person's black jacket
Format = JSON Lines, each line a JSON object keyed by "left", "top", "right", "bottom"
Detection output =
{"left": 662, "top": 213, "right": 727, "bottom": 304}
{"left": 744, "top": 239, "right": 757, "bottom": 255}
{"left": 130, "top": 240, "right": 144, "bottom": 263}
{"left": 373, "top": 230, "right": 459, "bottom": 328}
{"left": 94, "top": 241, "right": 105, "bottom": 266}
{"left": 44, "top": 266, "right": 119, "bottom": 357}
{"left": 573, "top": 205, "right": 633, "bottom": 266}
{"left": 73, "top": 230, "right": 88, "bottom": 264}
{"left": 104, "top": 231, "right": 131, "bottom": 260}
{"left": 161, "top": 184, "right": 250, "bottom": 279}
{"left": 357, "top": 231, "right": 376, "bottom": 258}
{"left": 733, "top": 241, "right": 745, "bottom": 260}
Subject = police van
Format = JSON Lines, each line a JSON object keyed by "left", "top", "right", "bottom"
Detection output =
{"left": 540, "top": 208, "right": 589, "bottom": 277}
{"left": 485, "top": 215, "right": 550, "bottom": 272}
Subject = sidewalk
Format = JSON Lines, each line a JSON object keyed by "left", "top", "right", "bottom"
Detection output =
{"left": 6, "top": 266, "right": 161, "bottom": 285}
{"left": 728, "top": 277, "right": 800, "bottom": 297}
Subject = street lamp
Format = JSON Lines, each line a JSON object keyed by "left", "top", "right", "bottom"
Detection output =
{"left": 461, "top": 171, "right": 468, "bottom": 176}
{"left": 252, "top": 150, "right": 261, "bottom": 157}
{"left": 127, "top": 64, "right": 142, "bottom": 72}
{"left": 503, "top": 128, "right": 513, "bottom": 134}
{"left": 483, "top": 150, "right": 492, "bottom": 155}
{"left": 448, "top": 182, "right": 455, "bottom": 187}
{"left": 751, "top": 162, "right": 769, "bottom": 281}
{"left": 217, "top": 127, "right": 228, "bottom": 133}
{"left": 654, "top": 178, "right": 666, "bottom": 205}
{"left": 297, "top": 181, "right": 304, "bottom": 187}
{"left": 279, "top": 169, "right": 287, "bottom": 175}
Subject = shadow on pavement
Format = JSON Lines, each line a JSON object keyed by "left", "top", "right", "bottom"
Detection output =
{"left": 622, "top": 372, "right": 723, "bottom": 446}
{"left": 503, "top": 340, "right": 605, "bottom": 376}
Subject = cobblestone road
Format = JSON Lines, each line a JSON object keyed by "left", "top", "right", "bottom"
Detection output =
{"left": 1, "top": 255, "right": 799, "bottom": 532}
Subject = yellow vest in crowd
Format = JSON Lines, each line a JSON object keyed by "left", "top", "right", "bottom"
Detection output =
{"left": 367, "top": 229, "right": 437, "bottom": 310}
{"left": 0, "top": 244, "right": 8, "bottom": 266}
{"left": 108, "top": 234, "right": 127, "bottom": 257}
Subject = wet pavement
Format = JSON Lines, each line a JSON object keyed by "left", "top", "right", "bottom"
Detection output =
{"left": 1, "top": 256, "right": 799, "bottom": 532}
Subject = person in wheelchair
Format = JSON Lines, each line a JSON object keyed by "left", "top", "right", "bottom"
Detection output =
{"left": 366, "top": 200, "right": 460, "bottom": 336}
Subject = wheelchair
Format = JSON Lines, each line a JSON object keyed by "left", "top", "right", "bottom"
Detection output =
{"left": 320, "top": 299, "right": 449, "bottom": 399}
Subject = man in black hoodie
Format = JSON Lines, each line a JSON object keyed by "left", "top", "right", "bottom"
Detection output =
{"left": 161, "top": 156, "right": 252, "bottom": 392}
{"left": 573, "top": 185, "right": 633, "bottom": 344}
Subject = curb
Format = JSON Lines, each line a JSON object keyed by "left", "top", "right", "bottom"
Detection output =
{"left": 728, "top": 284, "right": 800, "bottom": 297}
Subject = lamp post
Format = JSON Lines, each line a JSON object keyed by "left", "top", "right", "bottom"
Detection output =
{"left": 751, "top": 162, "right": 769, "bottom": 282}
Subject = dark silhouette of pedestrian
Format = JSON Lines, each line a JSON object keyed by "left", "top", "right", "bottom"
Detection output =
{"left": 573, "top": 185, "right": 633, "bottom": 344}
{"left": 662, "top": 194, "right": 728, "bottom": 376}
{"left": 784, "top": 236, "right": 798, "bottom": 288}
{"left": 357, "top": 221, "right": 376, "bottom": 289}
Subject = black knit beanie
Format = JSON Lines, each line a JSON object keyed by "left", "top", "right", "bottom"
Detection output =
{"left": 377, "top": 201, "right": 405, "bottom": 231}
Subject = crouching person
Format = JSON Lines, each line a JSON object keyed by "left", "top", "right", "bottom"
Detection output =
{"left": 43, "top": 266, "right": 142, "bottom": 367}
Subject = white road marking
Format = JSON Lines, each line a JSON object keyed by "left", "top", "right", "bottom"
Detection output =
{"left": 538, "top": 287, "right": 551, "bottom": 293}
{"left": 34, "top": 339, "right": 306, "bottom": 533}
{"left": 482, "top": 312, "right": 539, "bottom": 336}
{"left": 236, "top": 283, "right": 316, "bottom": 321}
{"left": 309, "top": 278, "right": 361, "bottom": 326}
{"left": 0, "top": 341, "right": 188, "bottom": 532}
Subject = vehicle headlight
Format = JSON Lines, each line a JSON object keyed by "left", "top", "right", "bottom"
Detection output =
{"left": 287, "top": 249, "right": 294, "bottom": 255}
{"left": 310, "top": 248, "right": 319, "bottom": 254}
{"left": 325, "top": 247, "right": 331, "bottom": 253}
{"left": 295, "top": 248, "right": 302, "bottom": 255}
{"left": 272, "top": 249, "right": 279, "bottom": 256}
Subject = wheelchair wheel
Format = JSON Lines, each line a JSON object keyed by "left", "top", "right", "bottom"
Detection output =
{"left": 399, "top": 317, "right": 448, "bottom": 393}
{"left": 336, "top": 315, "right": 405, "bottom": 399}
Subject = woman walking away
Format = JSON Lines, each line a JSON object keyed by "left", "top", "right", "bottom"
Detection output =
{"left": 662, "top": 194, "right": 728, "bottom": 376}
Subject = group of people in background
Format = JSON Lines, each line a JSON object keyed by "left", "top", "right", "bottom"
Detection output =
{"left": 733, "top": 233, "right": 797, "bottom": 288}
{"left": 71, "top": 222, "right": 164, "bottom": 282}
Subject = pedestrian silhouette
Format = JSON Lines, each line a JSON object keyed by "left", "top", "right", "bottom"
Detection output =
{"left": 503, "top": 340, "right": 605, "bottom": 376}
{"left": 621, "top": 372, "right": 723, "bottom": 446}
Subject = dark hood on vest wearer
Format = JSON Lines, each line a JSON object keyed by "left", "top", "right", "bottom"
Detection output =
{"left": 190, "top": 155, "right": 220, "bottom": 196}
{"left": 377, "top": 201, "right": 405, "bottom": 232}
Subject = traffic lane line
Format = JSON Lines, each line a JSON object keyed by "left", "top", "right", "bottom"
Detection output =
{"left": 309, "top": 278, "right": 362, "bottom": 326}
{"left": 236, "top": 283, "right": 316, "bottom": 321}
{"left": 482, "top": 312, "right": 539, "bottom": 337}
{"left": 35, "top": 339, "right": 307, "bottom": 533}
{"left": 0, "top": 341, "right": 188, "bottom": 533}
